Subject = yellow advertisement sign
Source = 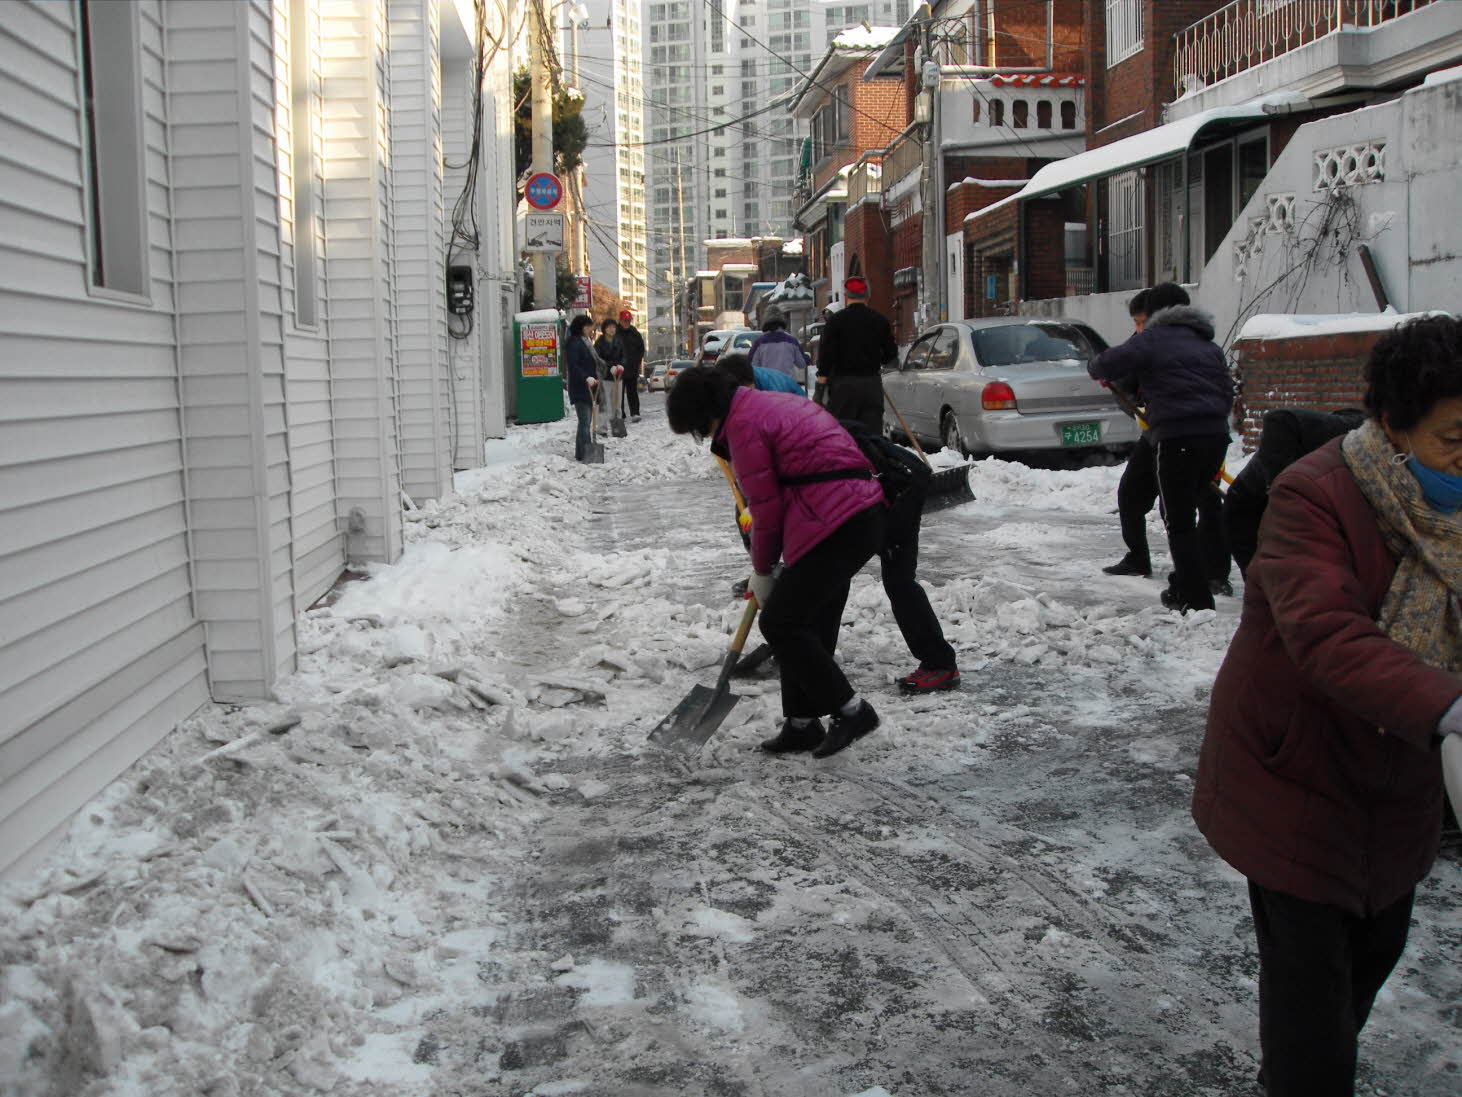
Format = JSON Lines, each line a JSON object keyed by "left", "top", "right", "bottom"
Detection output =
{"left": 521, "top": 323, "right": 560, "bottom": 378}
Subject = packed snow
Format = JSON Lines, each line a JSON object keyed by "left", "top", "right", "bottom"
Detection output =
{"left": 1, "top": 398, "right": 1456, "bottom": 1097}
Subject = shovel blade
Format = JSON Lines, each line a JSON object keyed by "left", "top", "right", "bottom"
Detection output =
{"left": 611, "top": 417, "right": 628, "bottom": 438}
{"left": 584, "top": 441, "right": 606, "bottom": 464}
{"left": 647, "top": 684, "right": 740, "bottom": 752}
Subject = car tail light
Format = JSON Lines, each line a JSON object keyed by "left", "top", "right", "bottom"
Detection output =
{"left": 982, "top": 382, "right": 1017, "bottom": 411}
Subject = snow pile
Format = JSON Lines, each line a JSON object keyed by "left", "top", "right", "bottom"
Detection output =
{"left": 965, "top": 455, "right": 1125, "bottom": 514}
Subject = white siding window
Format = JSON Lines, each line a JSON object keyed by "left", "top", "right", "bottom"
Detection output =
{"left": 1107, "top": 169, "right": 1145, "bottom": 290}
{"left": 77, "top": 0, "right": 149, "bottom": 298}
{"left": 1105, "top": 0, "right": 1143, "bottom": 67}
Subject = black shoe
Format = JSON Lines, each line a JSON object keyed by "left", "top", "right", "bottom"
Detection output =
{"left": 1161, "top": 588, "right": 1214, "bottom": 614}
{"left": 760, "top": 718, "right": 824, "bottom": 754}
{"left": 1102, "top": 555, "right": 1151, "bottom": 577}
{"left": 812, "top": 701, "right": 879, "bottom": 758}
{"left": 1209, "top": 578, "right": 1233, "bottom": 597}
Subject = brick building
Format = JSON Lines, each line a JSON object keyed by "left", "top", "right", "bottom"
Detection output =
{"left": 790, "top": 27, "right": 909, "bottom": 313}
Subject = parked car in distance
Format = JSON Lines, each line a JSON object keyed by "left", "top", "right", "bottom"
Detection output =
{"left": 663, "top": 359, "right": 695, "bottom": 391}
{"left": 881, "top": 318, "right": 1140, "bottom": 458}
{"left": 643, "top": 361, "right": 667, "bottom": 392}
{"left": 694, "top": 328, "right": 755, "bottom": 367}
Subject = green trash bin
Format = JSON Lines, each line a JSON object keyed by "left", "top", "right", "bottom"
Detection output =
{"left": 513, "top": 309, "right": 566, "bottom": 424}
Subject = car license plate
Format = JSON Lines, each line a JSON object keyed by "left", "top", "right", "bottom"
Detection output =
{"left": 1060, "top": 421, "right": 1101, "bottom": 446}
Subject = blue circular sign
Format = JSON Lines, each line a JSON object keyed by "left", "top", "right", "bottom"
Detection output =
{"left": 525, "top": 172, "right": 563, "bottom": 211}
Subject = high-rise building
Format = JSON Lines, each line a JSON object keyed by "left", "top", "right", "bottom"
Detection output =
{"left": 572, "top": 0, "right": 649, "bottom": 320}
{"left": 642, "top": 0, "right": 909, "bottom": 356}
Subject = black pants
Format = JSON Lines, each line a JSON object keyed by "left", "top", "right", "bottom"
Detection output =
{"left": 1248, "top": 882, "right": 1414, "bottom": 1097}
{"left": 1154, "top": 433, "right": 1229, "bottom": 609}
{"left": 880, "top": 520, "right": 956, "bottom": 671}
{"left": 760, "top": 504, "right": 883, "bottom": 718}
{"left": 825, "top": 375, "right": 883, "bottom": 435}
{"left": 1117, "top": 434, "right": 1159, "bottom": 570}
{"left": 621, "top": 364, "right": 641, "bottom": 417}
{"left": 1120, "top": 435, "right": 1230, "bottom": 582}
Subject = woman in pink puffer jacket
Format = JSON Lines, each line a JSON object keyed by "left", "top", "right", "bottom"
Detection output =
{"left": 668, "top": 366, "right": 886, "bottom": 758}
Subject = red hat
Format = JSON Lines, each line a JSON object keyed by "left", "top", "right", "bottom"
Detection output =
{"left": 618, "top": 309, "right": 632, "bottom": 324}
{"left": 844, "top": 276, "right": 869, "bottom": 298}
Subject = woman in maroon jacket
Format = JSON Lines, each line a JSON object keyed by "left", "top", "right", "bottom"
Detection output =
{"left": 1193, "top": 314, "right": 1462, "bottom": 1096}
{"left": 668, "top": 366, "right": 886, "bottom": 758}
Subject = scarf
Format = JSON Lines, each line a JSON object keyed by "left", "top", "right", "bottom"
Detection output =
{"left": 1341, "top": 419, "right": 1462, "bottom": 672}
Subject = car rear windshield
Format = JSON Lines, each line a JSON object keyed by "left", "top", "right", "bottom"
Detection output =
{"left": 973, "top": 324, "right": 1097, "bottom": 367}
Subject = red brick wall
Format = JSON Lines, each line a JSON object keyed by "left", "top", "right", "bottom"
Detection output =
{"left": 811, "top": 63, "right": 908, "bottom": 194}
{"left": 1086, "top": 0, "right": 1227, "bottom": 144}
{"left": 892, "top": 216, "right": 921, "bottom": 275}
{"left": 1232, "top": 332, "right": 1375, "bottom": 451}
{"left": 945, "top": 159, "right": 1028, "bottom": 232}
{"left": 1024, "top": 198, "right": 1068, "bottom": 301}
{"left": 989, "top": 0, "right": 1085, "bottom": 69}
{"left": 844, "top": 200, "right": 894, "bottom": 315}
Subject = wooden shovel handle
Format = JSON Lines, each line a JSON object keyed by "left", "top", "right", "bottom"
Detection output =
{"left": 730, "top": 597, "right": 759, "bottom": 655}
{"left": 882, "top": 389, "right": 932, "bottom": 468}
{"left": 715, "top": 455, "right": 749, "bottom": 515}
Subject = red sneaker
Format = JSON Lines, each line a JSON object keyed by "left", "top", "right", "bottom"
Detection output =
{"left": 896, "top": 668, "right": 961, "bottom": 693}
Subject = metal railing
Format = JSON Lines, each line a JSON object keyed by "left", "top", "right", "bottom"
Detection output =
{"left": 1173, "top": 0, "right": 1437, "bottom": 98}
{"left": 847, "top": 156, "right": 884, "bottom": 205}
{"left": 882, "top": 125, "right": 925, "bottom": 194}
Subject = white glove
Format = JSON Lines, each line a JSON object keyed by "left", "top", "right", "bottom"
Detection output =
{"left": 747, "top": 572, "right": 775, "bottom": 608}
{"left": 587, "top": 376, "right": 599, "bottom": 389}
{"left": 612, "top": 364, "right": 624, "bottom": 379}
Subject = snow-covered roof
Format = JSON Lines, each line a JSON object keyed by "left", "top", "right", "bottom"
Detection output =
{"left": 964, "top": 93, "right": 1312, "bottom": 227}
{"left": 948, "top": 177, "right": 1029, "bottom": 194}
{"left": 1236, "top": 307, "right": 1449, "bottom": 342}
{"left": 830, "top": 25, "right": 900, "bottom": 51}
{"left": 766, "top": 272, "right": 815, "bottom": 305}
{"left": 782, "top": 237, "right": 804, "bottom": 256}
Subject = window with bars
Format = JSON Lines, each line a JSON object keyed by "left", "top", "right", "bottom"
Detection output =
{"left": 1105, "top": 0, "right": 1142, "bottom": 66}
{"left": 1107, "top": 169, "right": 1145, "bottom": 290}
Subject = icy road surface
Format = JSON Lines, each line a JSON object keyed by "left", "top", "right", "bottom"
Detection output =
{"left": 3, "top": 394, "right": 1458, "bottom": 1097}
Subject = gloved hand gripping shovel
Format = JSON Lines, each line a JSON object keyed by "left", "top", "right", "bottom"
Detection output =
{"left": 715, "top": 455, "right": 775, "bottom": 678}
{"left": 883, "top": 389, "right": 975, "bottom": 511}
{"left": 647, "top": 595, "right": 759, "bottom": 752}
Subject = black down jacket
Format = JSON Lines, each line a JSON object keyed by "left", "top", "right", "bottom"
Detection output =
{"left": 1088, "top": 305, "right": 1234, "bottom": 442}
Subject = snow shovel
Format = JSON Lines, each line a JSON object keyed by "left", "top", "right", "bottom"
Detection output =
{"left": 648, "top": 597, "right": 759, "bottom": 752}
{"left": 584, "top": 392, "right": 606, "bottom": 464}
{"left": 610, "top": 375, "right": 628, "bottom": 438}
{"left": 883, "top": 390, "right": 975, "bottom": 511}
{"left": 713, "top": 456, "right": 775, "bottom": 677}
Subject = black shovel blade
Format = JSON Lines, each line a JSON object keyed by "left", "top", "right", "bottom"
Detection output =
{"left": 611, "top": 417, "right": 628, "bottom": 438}
{"left": 647, "top": 684, "right": 740, "bottom": 752}
{"left": 584, "top": 440, "right": 606, "bottom": 464}
{"left": 923, "top": 464, "right": 976, "bottom": 512}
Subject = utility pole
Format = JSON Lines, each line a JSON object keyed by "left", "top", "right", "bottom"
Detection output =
{"left": 530, "top": 0, "right": 555, "bottom": 310}
{"left": 674, "top": 145, "right": 687, "bottom": 354}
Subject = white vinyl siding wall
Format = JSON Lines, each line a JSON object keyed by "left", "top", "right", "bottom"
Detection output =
{"left": 272, "top": 0, "right": 347, "bottom": 609}
{"left": 321, "top": 0, "right": 403, "bottom": 564}
{"left": 0, "top": 0, "right": 209, "bottom": 876}
{"left": 388, "top": 0, "right": 452, "bottom": 500}
{"left": 167, "top": 0, "right": 297, "bottom": 697}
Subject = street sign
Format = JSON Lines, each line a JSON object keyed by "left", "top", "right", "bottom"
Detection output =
{"left": 524, "top": 172, "right": 563, "bottom": 211}
{"left": 524, "top": 212, "right": 564, "bottom": 253}
{"left": 572, "top": 275, "right": 592, "bottom": 308}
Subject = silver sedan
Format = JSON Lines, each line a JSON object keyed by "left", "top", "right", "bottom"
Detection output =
{"left": 881, "top": 318, "right": 1140, "bottom": 457}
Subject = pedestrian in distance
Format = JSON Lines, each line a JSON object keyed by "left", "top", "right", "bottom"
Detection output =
{"left": 747, "top": 306, "right": 811, "bottom": 385}
{"left": 717, "top": 352, "right": 958, "bottom": 691}
{"left": 1193, "top": 313, "right": 1462, "bottom": 1097}
{"left": 810, "top": 301, "right": 842, "bottom": 406}
{"left": 594, "top": 318, "right": 624, "bottom": 433}
{"left": 817, "top": 277, "right": 896, "bottom": 434}
{"left": 666, "top": 365, "right": 885, "bottom": 758}
{"left": 565, "top": 315, "right": 600, "bottom": 462}
{"left": 1101, "top": 290, "right": 1233, "bottom": 596}
{"left": 616, "top": 309, "right": 646, "bottom": 421}
{"left": 1224, "top": 406, "right": 1366, "bottom": 578}
{"left": 1088, "top": 282, "right": 1234, "bottom": 613}
{"left": 716, "top": 350, "right": 806, "bottom": 395}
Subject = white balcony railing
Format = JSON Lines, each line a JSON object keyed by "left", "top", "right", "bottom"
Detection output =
{"left": 1173, "top": 0, "right": 1438, "bottom": 98}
